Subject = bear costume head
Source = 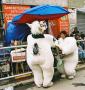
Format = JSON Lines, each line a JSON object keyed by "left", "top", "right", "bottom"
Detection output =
{"left": 27, "top": 21, "right": 47, "bottom": 35}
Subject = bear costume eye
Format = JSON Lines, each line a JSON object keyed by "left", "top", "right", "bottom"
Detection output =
{"left": 40, "top": 24, "right": 46, "bottom": 27}
{"left": 39, "top": 21, "right": 47, "bottom": 28}
{"left": 53, "top": 37, "right": 56, "bottom": 42}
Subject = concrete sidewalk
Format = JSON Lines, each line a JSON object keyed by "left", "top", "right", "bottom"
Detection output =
{"left": 1, "top": 63, "right": 85, "bottom": 90}
{"left": 15, "top": 64, "right": 85, "bottom": 90}
{"left": 16, "top": 63, "right": 85, "bottom": 86}
{"left": 25, "top": 69, "right": 85, "bottom": 90}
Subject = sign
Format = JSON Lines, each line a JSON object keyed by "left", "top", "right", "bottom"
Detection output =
{"left": 3, "top": 4, "right": 30, "bottom": 28}
{"left": 49, "top": 15, "right": 69, "bottom": 38}
{"left": 2, "top": 0, "right": 68, "bottom": 7}
{"left": 49, "top": 19, "right": 60, "bottom": 38}
{"left": 11, "top": 48, "right": 26, "bottom": 62}
{"left": 59, "top": 15, "right": 69, "bottom": 33}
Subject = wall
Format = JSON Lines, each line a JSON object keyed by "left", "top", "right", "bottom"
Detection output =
{"left": 68, "top": 0, "right": 85, "bottom": 8}
{"left": 2, "top": 0, "right": 68, "bottom": 7}
{"left": 2, "top": 4, "right": 30, "bottom": 29}
{"left": 49, "top": 15, "right": 69, "bottom": 38}
{"left": 68, "top": 9, "right": 77, "bottom": 33}
{"left": 77, "top": 12, "right": 85, "bottom": 34}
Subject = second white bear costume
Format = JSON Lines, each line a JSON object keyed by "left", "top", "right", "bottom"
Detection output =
{"left": 55, "top": 37, "right": 78, "bottom": 79}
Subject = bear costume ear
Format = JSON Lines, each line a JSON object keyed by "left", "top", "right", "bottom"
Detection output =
{"left": 26, "top": 23, "right": 32, "bottom": 28}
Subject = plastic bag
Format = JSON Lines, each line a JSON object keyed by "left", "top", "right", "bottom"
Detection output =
{"left": 56, "top": 55, "right": 64, "bottom": 73}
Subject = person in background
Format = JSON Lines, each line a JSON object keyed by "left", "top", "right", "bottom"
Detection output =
{"left": 11, "top": 40, "right": 14, "bottom": 46}
{"left": 58, "top": 30, "right": 69, "bottom": 45}
{"left": 10, "top": 40, "right": 22, "bottom": 74}
{"left": 14, "top": 40, "right": 19, "bottom": 49}
{"left": 71, "top": 27, "right": 79, "bottom": 36}
{"left": 80, "top": 32, "right": 85, "bottom": 50}
{"left": 80, "top": 32, "right": 85, "bottom": 40}
{"left": 10, "top": 40, "right": 20, "bottom": 50}
{"left": 75, "top": 34, "right": 81, "bottom": 40}
{"left": 75, "top": 34, "right": 84, "bottom": 50}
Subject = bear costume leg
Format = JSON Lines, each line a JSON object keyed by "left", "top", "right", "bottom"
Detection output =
{"left": 41, "top": 65, "right": 54, "bottom": 87}
{"left": 64, "top": 61, "right": 78, "bottom": 79}
{"left": 29, "top": 64, "right": 43, "bottom": 87}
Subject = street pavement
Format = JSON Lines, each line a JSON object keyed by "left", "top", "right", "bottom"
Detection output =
{"left": 15, "top": 69, "right": 85, "bottom": 90}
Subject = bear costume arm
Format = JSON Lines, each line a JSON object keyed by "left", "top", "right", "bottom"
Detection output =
{"left": 55, "top": 37, "right": 78, "bottom": 55}
{"left": 44, "top": 34, "right": 57, "bottom": 48}
{"left": 61, "top": 37, "right": 77, "bottom": 55}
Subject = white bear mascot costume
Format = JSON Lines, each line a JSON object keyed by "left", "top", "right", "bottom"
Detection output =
{"left": 55, "top": 37, "right": 78, "bottom": 79}
{"left": 26, "top": 21, "right": 56, "bottom": 87}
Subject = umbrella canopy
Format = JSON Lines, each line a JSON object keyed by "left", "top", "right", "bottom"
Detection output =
{"left": 12, "top": 5, "right": 69, "bottom": 23}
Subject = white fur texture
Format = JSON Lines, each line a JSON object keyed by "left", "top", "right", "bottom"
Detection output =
{"left": 4, "top": 86, "right": 14, "bottom": 90}
{"left": 55, "top": 37, "right": 78, "bottom": 78}
{"left": 26, "top": 21, "right": 55, "bottom": 87}
{"left": 26, "top": 21, "right": 47, "bottom": 34}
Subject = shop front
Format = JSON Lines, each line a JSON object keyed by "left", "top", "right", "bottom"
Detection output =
{"left": 2, "top": 0, "right": 69, "bottom": 38}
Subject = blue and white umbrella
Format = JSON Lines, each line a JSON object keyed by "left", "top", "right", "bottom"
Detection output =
{"left": 12, "top": 5, "right": 69, "bottom": 23}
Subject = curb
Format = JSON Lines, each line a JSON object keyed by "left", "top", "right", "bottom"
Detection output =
{"left": 76, "top": 63, "right": 85, "bottom": 71}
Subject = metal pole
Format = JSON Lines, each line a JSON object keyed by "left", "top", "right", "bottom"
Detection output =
{"left": 0, "top": 45, "right": 27, "bottom": 49}
{"left": 0, "top": 71, "right": 32, "bottom": 81}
